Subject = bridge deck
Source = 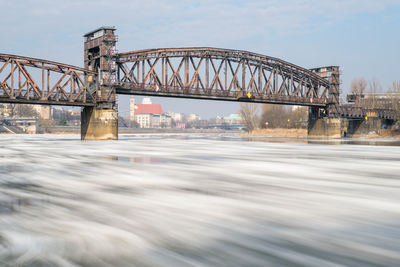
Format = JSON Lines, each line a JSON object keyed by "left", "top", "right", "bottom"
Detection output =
{"left": 115, "top": 86, "right": 327, "bottom": 107}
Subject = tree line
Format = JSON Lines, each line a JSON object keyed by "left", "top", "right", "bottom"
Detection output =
{"left": 0, "top": 104, "right": 38, "bottom": 118}
{"left": 239, "top": 103, "right": 308, "bottom": 131}
{"left": 350, "top": 78, "right": 400, "bottom": 117}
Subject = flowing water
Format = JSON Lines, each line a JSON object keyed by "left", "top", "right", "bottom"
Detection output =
{"left": 0, "top": 134, "right": 400, "bottom": 267}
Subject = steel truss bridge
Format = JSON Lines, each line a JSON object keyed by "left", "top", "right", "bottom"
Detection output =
{"left": 115, "top": 48, "right": 333, "bottom": 107}
{"left": 0, "top": 27, "right": 396, "bottom": 120}
{"left": 0, "top": 54, "right": 95, "bottom": 107}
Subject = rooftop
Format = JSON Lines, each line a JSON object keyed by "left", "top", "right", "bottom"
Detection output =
{"left": 224, "top": 113, "right": 242, "bottom": 120}
{"left": 83, "top": 26, "right": 116, "bottom": 37}
{"left": 135, "top": 104, "right": 163, "bottom": 115}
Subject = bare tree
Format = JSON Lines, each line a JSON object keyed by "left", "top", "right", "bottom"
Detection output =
{"left": 388, "top": 81, "right": 400, "bottom": 119}
{"left": 239, "top": 103, "right": 259, "bottom": 131}
{"left": 15, "top": 104, "right": 38, "bottom": 118}
{"left": 288, "top": 106, "right": 308, "bottom": 128}
{"left": 367, "top": 78, "right": 382, "bottom": 109}
{"left": 259, "top": 104, "right": 289, "bottom": 128}
{"left": 350, "top": 77, "right": 367, "bottom": 95}
{"left": 8, "top": 104, "right": 16, "bottom": 117}
{"left": 350, "top": 77, "right": 367, "bottom": 106}
{"left": 259, "top": 105, "right": 308, "bottom": 129}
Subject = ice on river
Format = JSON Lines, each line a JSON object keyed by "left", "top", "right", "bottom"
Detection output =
{"left": 0, "top": 134, "right": 400, "bottom": 266}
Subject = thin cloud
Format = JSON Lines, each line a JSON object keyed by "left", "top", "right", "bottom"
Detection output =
{"left": 0, "top": 0, "right": 398, "bottom": 117}
{"left": 2, "top": 0, "right": 397, "bottom": 42}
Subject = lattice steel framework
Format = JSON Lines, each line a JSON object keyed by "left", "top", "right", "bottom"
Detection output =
{"left": 84, "top": 26, "right": 118, "bottom": 108}
{"left": 115, "top": 48, "right": 334, "bottom": 108}
{"left": 0, "top": 54, "right": 96, "bottom": 106}
{"left": 0, "top": 49, "right": 395, "bottom": 120}
{"left": 340, "top": 105, "right": 396, "bottom": 120}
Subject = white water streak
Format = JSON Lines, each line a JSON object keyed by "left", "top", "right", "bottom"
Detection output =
{"left": 0, "top": 134, "right": 399, "bottom": 266}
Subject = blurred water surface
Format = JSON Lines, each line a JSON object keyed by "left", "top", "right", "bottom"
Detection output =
{"left": 0, "top": 134, "right": 400, "bottom": 267}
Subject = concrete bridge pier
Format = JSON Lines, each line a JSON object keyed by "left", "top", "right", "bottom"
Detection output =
{"left": 307, "top": 107, "right": 343, "bottom": 138}
{"left": 81, "top": 107, "right": 118, "bottom": 140}
{"left": 308, "top": 117, "right": 342, "bottom": 138}
{"left": 346, "top": 115, "right": 383, "bottom": 137}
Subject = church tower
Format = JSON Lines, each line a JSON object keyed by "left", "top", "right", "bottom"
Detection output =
{"left": 129, "top": 95, "right": 135, "bottom": 121}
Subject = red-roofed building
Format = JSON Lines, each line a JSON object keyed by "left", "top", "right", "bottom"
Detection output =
{"left": 134, "top": 104, "right": 163, "bottom": 115}
{"left": 133, "top": 101, "right": 171, "bottom": 128}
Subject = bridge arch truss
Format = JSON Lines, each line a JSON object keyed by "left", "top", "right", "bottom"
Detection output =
{"left": 115, "top": 47, "right": 333, "bottom": 107}
{"left": 0, "top": 54, "right": 96, "bottom": 106}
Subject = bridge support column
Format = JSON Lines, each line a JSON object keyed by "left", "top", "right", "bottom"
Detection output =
{"left": 308, "top": 117, "right": 343, "bottom": 138}
{"left": 81, "top": 107, "right": 118, "bottom": 140}
{"left": 347, "top": 116, "right": 381, "bottom": 137}
{"left": 307, "top": 107, "right": 343, "bottom": 138}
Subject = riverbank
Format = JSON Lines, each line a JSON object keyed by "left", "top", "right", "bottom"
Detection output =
{"left": 241, "top": 128, "right": 307, "bottom": 137}
{"left": 17, "top": 126, "right": 238, "bottom": 135}
{"left": 242, "top": 128, "right": 400, "bottom": 138}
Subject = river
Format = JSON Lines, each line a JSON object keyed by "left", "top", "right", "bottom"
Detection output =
{"left": 0, "top": 134, "right": 400, "bottom": 266}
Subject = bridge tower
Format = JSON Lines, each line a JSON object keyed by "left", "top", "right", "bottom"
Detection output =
{"left": 308, "top": 66, "right": 343, "bottom": 138}
{"left": 81, "top": 27, "right": 118, "bottom": 140}
{"left": 310, "top": 66, "right": 341, "bottom": 116}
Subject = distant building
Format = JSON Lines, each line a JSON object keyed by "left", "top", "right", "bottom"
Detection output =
{"left": 134, "top": 100, "right": 171, "bottom": 128}
{"left": 33, "top": 105, "right": 51, "bottom": 120}
{"left": 214, "top": 116, "right": 224, "bottom": 124}
{"left": 187, "top": 113, "right": 200, "bottom": 122}
{"left": 150, "top": 114, "right": 172, "bottom": 128}
{"left": 223, "top": 113, "right": 242, "bottom": 124}
{"left": 142, "top": 97, "right": 152, "bottom": 104}
{"left": 51, "top": 106, "right": 64, "bottom": 120}
{"left": 175, "top": 122, "right": 186, "bottom": 129}
{"left": 166, "top": 111, "right": 183, "bottom": 122}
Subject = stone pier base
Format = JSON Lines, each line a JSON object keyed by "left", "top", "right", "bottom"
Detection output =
{"left": 347, "top": 117, "right": 381, "bottom": 137}
{"left": 308, "top": 117, "right": 342, "bottom": 138}
{"left": 81, "top": 107, "right": 118, "bottom": 140}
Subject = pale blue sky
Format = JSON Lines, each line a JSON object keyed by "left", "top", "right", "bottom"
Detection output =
{"left": 1, "top": 0, "right": 399, "bottom": 118}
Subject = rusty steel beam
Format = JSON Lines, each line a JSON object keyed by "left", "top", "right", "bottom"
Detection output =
{"left": 339, "top": 104, "right": 396, "bottom": 120}
{"left": 0, "top": 54, "right": 96, "bottom": 106}
{"left": 118, "top": 47, "right": 330, "bottom": 87}
{"left": 115, "top": 86, "right": 328, "bottom": 107}
{"left": 115, "top": 47, "right": 332, "bottom": 108}
{"left": 0, "top": 53, "right": 93, "bottom": 74}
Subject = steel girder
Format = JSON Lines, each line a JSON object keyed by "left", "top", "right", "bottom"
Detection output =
{"left": 0, "top": 54, "right": 96, "bottom": 106}
{"left": 340, "top": 104, "right": 396, "bottom": 120}
{"left": 115, "top": 47, "right": 332, "bottom": 107}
